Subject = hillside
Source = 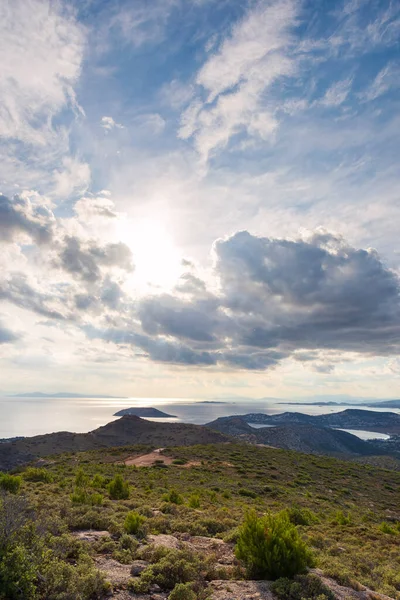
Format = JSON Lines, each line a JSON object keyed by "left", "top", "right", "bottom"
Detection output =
{"left": 206, "top": 417, "right": 382, "bottom": 457}
{"left": 230, "top": 409, "right": 400, "bottom": 434}
{"left": 2, "top": 442, "right": 399, "bottom": 599}
{"left": 0, "top": 416, "right": 229, "bottom": 471}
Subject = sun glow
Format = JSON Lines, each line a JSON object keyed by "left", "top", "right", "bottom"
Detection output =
{"left": 118, "top": 218, "right": 183, "bottom": 292}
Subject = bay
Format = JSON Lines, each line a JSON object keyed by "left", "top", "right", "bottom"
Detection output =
{"left": 0, "top": 396, "right": 398, "bottom": 439}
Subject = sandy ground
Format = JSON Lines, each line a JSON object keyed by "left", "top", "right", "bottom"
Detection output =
{"left": 123, "top": 449, "right": 174, "bottom": 467}
{"left": 122, "top": 449, "right": 201, "bottom": 468}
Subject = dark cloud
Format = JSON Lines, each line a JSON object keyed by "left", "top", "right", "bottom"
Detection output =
{"left": 0, "top": 194, "right": 54, "bottom": 244}
{"left": 58, "top": 236, "right": 133, "bottom": 282}
{"left": 214, "top": 231, "right": 400, "bottom": 355}
{"left": 84, "top": 325, "right": 216, "bottom": 366}
{"left": 138, "top": 295, "right": 220, "bottom": 342}
{"left": 100, "top": 279, "right": 123, "bottom": 309}
{"left": 0, "top": 274, "right": 67, "bottom": 320}
{"left": 312, "top": 363, "right": 335, "bottom": 374}
{"left": 86, "top": 230, "right": 400, "bottom": 370}
{"left": 0, "top": 319, "right": 20, "bottom": 344}
{"left": 175, "top": 273, "right": 207, "bottom": 295}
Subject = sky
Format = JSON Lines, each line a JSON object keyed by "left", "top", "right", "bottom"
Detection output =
{"left": 0, "top": 0, "right": 399, "bottom": 400}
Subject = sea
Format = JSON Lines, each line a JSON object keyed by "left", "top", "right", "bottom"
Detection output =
{"left": 0, "top": 396, "right": 398, "bottom": 441}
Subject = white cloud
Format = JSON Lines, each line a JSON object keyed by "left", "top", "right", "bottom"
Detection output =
{"left": 0, "top": 0, "right": 87, "bottom": 197}
{"left": 360, "top": 62, "right": 400, "bottom": 102}
{"left": 52, "top": 157, "right": 91, "bottom": 199}
{"left": 101, "top": 116, "right": 124, "bottom": 131}
{"left": 179, "top": 0, "right": 298, "bottom": 160}
{"left": 139, "top": 113, "right": 166, "bottom": 135}
{"left": 318, "top": 77, "right": 353, "bottom": 107}
{"left": 0, "top": 0, "right": 85, "bottom": 146}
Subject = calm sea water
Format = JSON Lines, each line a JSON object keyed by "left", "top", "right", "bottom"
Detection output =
{"left": 0, "top": 396, "right": 398, "bottom": 440}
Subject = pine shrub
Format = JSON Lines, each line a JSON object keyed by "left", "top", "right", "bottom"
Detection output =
{"left": 124, "top": 511, "right": 145, "bottom": 535}
{"left": 235, "top": 510, "right": 314, "bottom": 579}
{"left": 108, "top": 474, "right": 130, "bottom": 500}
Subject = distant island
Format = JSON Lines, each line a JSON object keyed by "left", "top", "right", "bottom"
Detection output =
{"left": 196, "top": 401, "right": 227, "bottom": 404}
{"left": 280, "top": 399, "right": 400, "bottom": 409}
{"left": 9, "top": 392, "right": 126, "bottom": 399}
{"left": 113, "top": 407, "right": 177, "bottom": 418}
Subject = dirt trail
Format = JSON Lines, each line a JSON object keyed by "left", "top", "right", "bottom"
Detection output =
{"left": 123, "top": 449, "right": 174, "bottom": 467}
{"left": 122, "top": 449, "right": 201, "bottom": 468}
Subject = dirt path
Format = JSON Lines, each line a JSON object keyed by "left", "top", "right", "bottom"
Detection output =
{"left": 122, "top": 449, "right": 201, "bottom": 468}
{"left": 123, "top": 449, "right": 174, "bottom": 467}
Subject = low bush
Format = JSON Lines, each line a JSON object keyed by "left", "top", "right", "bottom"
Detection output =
{"left": 271, "top": 573, "right": 335, "bottom": 600}
{"left": 129, "top": 548, "right": 209, "bottom": 594}
{"left": 286, "top": 507, "right": 319, "bottom": 526}
{"left": 163, "top": 489, "right": 183, "bottom": 504}
{"left": 188, "top": 494, "right": 200, "bottom": 509}
{"left": 235, "top": 510, "right": 314, "bottom": 579}
{"left": 379, "top": 522, "right": 397, "bottom": 535}
{"left": 169, "top": 582, "right": 197, "bottom": 600}
{"left": 335, "top": 510, "right": 352, "bottom": 526}
{"left": 238, "top": 489, "right": 258, "bottom": 499}
{"left": 91, "top": 474, "right": 107, "bottom": 489}
{"left": 23, "top": 468, "right": 53, "bottom": 483}
{"left": 0, "top": 474, "right": 22, "bottom": 494}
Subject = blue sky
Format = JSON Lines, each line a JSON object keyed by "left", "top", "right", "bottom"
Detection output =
{"left": 0, "top": 0, "right": 399, "bottom": 399}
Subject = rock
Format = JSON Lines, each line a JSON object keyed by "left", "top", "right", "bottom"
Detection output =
{"left": 93, "top": 556, "right": 132, "bottom": 586}
{"left": 73, "top": 530, "right": 111, "bottom": 543}
{"left": 312, "top": 569, "right": 394, "bottom": 600}
{"left": 147, "top": 534, "right": 181, "bottom": 550}
{"left": 209, "top": 580, "right": 274, "bottom": 599}
{"left": 130, "top": 560, "right": 149, "bottom": 576}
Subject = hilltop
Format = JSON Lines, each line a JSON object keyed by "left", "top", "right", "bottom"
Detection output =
{"left": 0, "top": 416, "right": 229, "bottom": 471}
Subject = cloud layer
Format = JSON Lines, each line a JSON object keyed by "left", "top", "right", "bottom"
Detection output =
{"left": 3, "top": 191, "right": 397, "bottom": 372}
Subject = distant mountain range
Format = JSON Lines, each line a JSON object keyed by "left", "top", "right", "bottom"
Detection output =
{"left": 8, "top": 392, "right": 126, "bottom": 398}
{"left": 221, "top": 409, "right": 400, "bottom": 435}
{"left": 281, "top": 399, "right": 400, "bottom": 409}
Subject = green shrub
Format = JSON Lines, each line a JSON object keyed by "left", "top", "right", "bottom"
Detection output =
{"left": 286, "top": 507, "right": 319, "bottom": 526}
{"left": 89, "top": 493, "right": 104, "bottom": 506}
{"left": 91, "top": 474, "right": 107, "bottom": 489}
{"left": 23, "top": 467, "right": 53, "bottom": 483}
{"left": 75, "top": 468, "right": 89, "bottom": 489}
{"left": 71, "top": 489, "right": 89, "bottom": 504}
{"left": 124, "top": 511, "right": 146, "bottom": 536}
{"left": 379, "top": 521, "right": 397, "bottom": 535}
{"left": 169, "top": 582, "right": 197, "bottom": 600}
{"left": 235, "top": 510, "right": 314, "bottom": 579}
{"left": 0, "top": 474, "right": 22, "bottom": 494}
{"left": 163, "top": 489, "right": 183, "bottom": 504}
{"left": 129, "top": 548, "right": 203, "bottom": 593}
{"left": 238, "top": 488, "right": 258, "bottom": 499}
{"left": 0, "top": 543, "right": 38, "bottom": 599}
{"left": 108, "top": 474, "right": 130, "bottom": 500}
{"left": 335, "top": 510, "right": 352, "bottom": 526}
{"left": 113, "top": 534, "right": 139, "bottom": 563}
{"left": 188, "top": 494, "right": 200, "bottom": 509}
{"left": 271, "top": 574, "right": 335, "bottom": 600}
